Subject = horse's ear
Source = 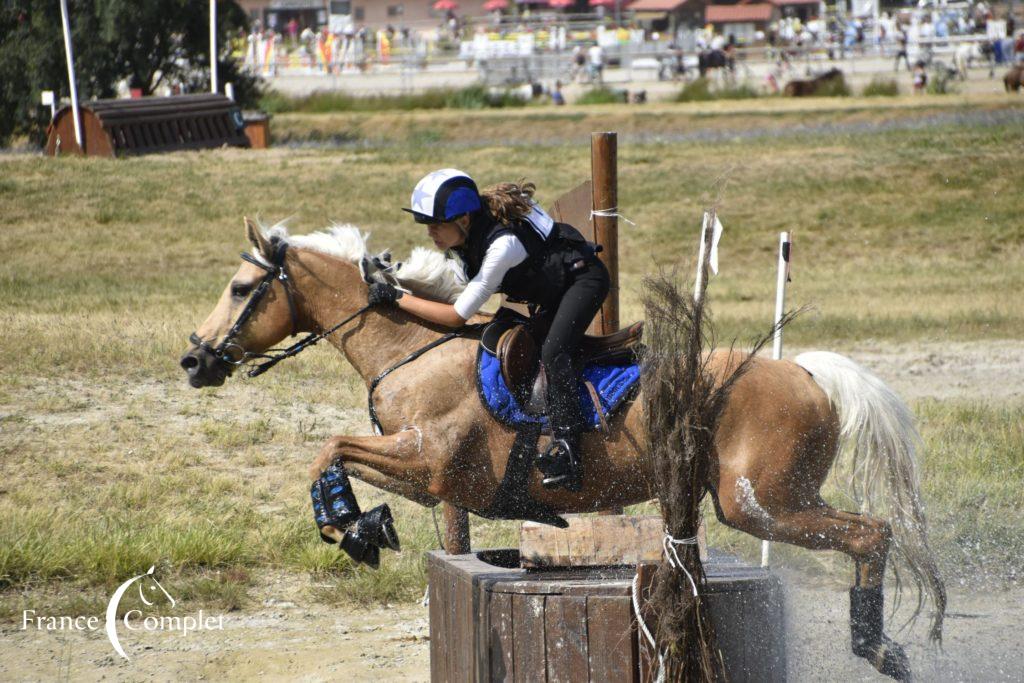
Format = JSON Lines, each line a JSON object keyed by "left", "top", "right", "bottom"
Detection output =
{"left": 244, "top": 217, "right": 271, "bottom": 256}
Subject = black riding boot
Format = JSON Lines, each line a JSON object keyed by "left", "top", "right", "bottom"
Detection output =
{"left": 849, "top": 585, "right": 911, "bottom": 681}
{"left": 537, "top": 353, "right": 585, "bottom": 492}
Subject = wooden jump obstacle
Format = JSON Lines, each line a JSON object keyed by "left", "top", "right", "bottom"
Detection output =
{"left": 427, "top": 547, "right": 786, "bottom": 682}
{"left": 46, "top": 93, "right": 250, "bottom": 157}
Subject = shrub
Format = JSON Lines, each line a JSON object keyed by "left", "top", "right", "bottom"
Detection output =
{"left": 576, "top": 86, "right": 627, "bottom": 105}
{"left": 814, "top": 76, "right": 852, "bottom": 97}
{"left": 926, "top": 69, "right": 959, "bottom": 95}
{"left": 862, "top": 77, "right": 900, "bottom": 97}
{"left": 259, "top": 85, "right": 526, "bottom": 113}
{"left": 675, "top": 78, "right": 759, "bottom": 102}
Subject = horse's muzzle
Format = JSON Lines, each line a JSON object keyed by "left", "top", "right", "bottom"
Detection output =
{"left": 180, "top": 345, "right": 232, "bottom": 388}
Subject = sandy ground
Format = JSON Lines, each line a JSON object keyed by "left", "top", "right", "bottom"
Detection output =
{"left": 795, "top": 339, "right": 1024, "bottom": 403}
{"left": 1, "top": 339, "right": 1021, "bottom": 681}
{"left": 1, "top": 570, "right": 1021, "bottom": 682}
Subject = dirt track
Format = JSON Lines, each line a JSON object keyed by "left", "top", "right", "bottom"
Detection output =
{"left": 2, "top": 571, "right": 1021, "bottom": 682}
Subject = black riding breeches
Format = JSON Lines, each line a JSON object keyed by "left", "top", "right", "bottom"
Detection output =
{"left": 538, "top": 258, "right": 611, "bottom": 433}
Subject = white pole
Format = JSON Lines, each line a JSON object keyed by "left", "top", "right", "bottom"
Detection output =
{"left": 210, "top": 0, "right": 219, "bottom": 93}
{"left": 59, "top": 0, "right": 83, "bottom": 150}
{"left": 761, "top": 231, "right": 791, "bottom": 568}
{"left": 693, "top": 211, "right": 711, "bottom": 303}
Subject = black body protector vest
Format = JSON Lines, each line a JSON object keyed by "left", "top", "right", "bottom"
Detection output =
{"left": 455, "top": 211, "right": 597, "bottom": 310}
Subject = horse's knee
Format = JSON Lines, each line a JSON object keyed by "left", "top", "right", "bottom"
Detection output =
{"left": 309, "top": 437, "right": 344, "bottom": 481}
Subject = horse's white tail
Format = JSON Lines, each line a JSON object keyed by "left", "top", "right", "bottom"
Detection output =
{"left": 794, "top": 351, "right": 946, "bottom": 641}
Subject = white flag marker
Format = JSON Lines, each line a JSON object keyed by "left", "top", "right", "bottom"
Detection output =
{"left": 694, "top": 210, "right": 723, "bottom": 302}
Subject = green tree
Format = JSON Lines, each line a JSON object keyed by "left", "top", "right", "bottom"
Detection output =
{"left": 0, "top": 0, "right": 259, "bottom": 147}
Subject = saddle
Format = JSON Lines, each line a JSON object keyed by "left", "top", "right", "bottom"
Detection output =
{"left": 483, "top": 312, "right": 644, "bottom": 413}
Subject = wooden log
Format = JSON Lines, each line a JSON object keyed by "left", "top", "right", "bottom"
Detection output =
{"left": 521, "top": 514, "right": 658, "bottom": 568}
{"left": 591, "top": 132, "right": 619, "bottom": 336}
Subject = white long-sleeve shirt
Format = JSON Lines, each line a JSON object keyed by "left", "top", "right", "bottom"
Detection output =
{"left": 452, "top": 235, "right": 527, "bottom": 319}
{"left": 452, "top": 203, "right": 556, "bottom": 320}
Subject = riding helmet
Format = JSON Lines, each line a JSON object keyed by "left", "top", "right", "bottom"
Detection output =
{"left": 404, "top": 169, "right": 482, "bottom": 224}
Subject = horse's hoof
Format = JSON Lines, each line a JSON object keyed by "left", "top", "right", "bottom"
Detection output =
{"left": 873, "top": 639, "right": 911, "bottom": 682}
{"left": 340, "top": 529, "right": 380, "bottom": 569}
{"left": 360, "top": 504, "right": 401, "bottom": 551}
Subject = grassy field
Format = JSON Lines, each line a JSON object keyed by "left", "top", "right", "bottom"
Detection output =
{"left": 1, "top": 98, "right": 1022, "bottom": 615}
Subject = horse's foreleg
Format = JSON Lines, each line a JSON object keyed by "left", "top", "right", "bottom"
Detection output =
{"left": 308, "top": 430, "right": 432, "bottom": 559}
{"left": 344, "top": 463, "right": 439, "bottom": 508}
{"left": 309, "top": 429, "right": 431, "bottom": 487}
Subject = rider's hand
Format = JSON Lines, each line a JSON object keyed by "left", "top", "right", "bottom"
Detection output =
{"left": 367, "top": 282, "right": 402, "bottom": 307}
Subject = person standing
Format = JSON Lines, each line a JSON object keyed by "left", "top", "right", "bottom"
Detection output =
{"left": 587, "top": 42, "right": 604, "bottom": 84}
{"left": 894, "top": 27, "right": 910, "bottom": 71}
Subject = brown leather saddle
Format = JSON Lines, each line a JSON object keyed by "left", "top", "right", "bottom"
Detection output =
{"left": 484, "top": 314, "right": 644, "bottom": 417}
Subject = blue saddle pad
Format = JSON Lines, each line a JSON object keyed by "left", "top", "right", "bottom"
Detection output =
{"left": 476, "top": 348, "right": 641, "bottom": 430}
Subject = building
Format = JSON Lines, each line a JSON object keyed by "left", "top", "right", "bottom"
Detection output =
{"left": 237, "top": 0, "right": 502, "bottom": 32}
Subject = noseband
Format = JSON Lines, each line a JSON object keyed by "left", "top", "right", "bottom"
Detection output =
{"left": 189, "top": 239, "right": 370, "bottom": 378}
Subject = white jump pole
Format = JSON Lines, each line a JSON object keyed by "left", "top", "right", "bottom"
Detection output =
{"left": 58, "top": 0, "right": 83, "bottom": 150}
{"left": 761, "top": 231, "right": 791, "bottom": 568}
{"left": 210, "top": 0, "right": 219, "bottom": 93}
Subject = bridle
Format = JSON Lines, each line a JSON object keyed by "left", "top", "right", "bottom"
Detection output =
{"left": 189, "top": 239, "right": 371, "bottom": 378}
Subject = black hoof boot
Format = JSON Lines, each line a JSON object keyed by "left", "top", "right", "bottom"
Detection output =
{"left": 358, "top": 503, "right": 401, "bottom": 551}
{"left": 850, "top": 586, "right": 912, "bottom": 681}
{"left": 539, "top": 433, "right": 583, "bottom": 493}
{"left": 310, "top": 463, "right": 361, "bottom": 544}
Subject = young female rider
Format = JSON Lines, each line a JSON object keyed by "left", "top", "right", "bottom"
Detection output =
{"left": 366, "top": 168, "right": 610, "bottom": 492}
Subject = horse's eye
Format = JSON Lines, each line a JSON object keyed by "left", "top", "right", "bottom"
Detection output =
{"left": 231, "top": 283, "right": 253, "bottom": 298}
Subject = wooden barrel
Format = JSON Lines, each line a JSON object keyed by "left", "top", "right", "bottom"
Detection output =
{"left": 427, "top": 548, "right": 785, "bottom": 682}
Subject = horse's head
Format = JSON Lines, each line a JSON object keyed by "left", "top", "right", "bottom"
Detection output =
{"left": 180, "top": 218, "right": 303, "bottom": 388}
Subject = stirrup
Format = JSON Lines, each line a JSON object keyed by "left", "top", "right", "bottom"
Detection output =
{"left": 539, "top": 438, "right": 583, "bottom": 493}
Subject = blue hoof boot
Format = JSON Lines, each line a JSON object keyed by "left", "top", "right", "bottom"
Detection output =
{"left": 310, "top": 463, "right": 361, "bottom": 544}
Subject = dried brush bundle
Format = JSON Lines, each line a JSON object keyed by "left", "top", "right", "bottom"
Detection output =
{"left": 640, "top": 264, "right": 787, "bottom": 682}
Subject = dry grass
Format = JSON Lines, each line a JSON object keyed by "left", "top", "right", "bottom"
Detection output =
{"left": 1, "top": 101, "right": 1022, "bottom": 611}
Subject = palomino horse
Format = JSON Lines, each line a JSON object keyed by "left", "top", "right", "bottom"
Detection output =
{"left": 181, "top": 220, "right": 945, "bottom": 680}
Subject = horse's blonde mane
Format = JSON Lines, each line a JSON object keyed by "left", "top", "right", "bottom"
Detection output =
{"left": 255, "top": 220, "right": 466, "bottom": 303}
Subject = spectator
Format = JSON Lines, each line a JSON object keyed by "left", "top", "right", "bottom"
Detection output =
{"left": 912, "top": 60, "right": 927, "bottom": 93}
{"left": 551, "top": 80, "right": 566, "bottom": 105}
{"left": 587, "top": 42, "right": 604, "bottom": 84}
{"left": 894, "top": 27, "right": 911, "bottom": 71}
{"left": 571, "top": 45, "right": 586, "bottom": 82}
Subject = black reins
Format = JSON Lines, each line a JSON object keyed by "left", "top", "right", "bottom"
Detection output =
{"left": 191, "top": 242, "right": 482, "bottom": 434}
{"left": 189, "top": 240, "right": 371, "bottom": 378}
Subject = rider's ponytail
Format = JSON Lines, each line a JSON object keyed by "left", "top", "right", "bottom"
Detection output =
{"left": 481, "top": 180, "right": 536, "bottom": 225}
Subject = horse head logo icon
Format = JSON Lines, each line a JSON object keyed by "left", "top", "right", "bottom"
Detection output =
{"left": 104, "top": 565, "right": 175, "bottom": 659}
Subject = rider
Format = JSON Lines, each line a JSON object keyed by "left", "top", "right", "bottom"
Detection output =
{"left": 366, "top": 168, "right": 609, "bottom": 492}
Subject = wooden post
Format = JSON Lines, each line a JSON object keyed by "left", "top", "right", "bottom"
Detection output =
{"left": 444, "top": 503, "right": 471, "bottom": 555}
{"left": 591, "top": 132, "right": 624, "bottom": 517}
{"left": 590, "top": 132, "right": 619, "bottom": 336}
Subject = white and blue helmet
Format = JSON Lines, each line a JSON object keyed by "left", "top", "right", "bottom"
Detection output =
{"left": 404, "top": 168, "right": 482, "bottom": 224}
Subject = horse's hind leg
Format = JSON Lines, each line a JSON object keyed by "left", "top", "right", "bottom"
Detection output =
{"left": 718, "top": 491, "right": 910, "bottom": 681}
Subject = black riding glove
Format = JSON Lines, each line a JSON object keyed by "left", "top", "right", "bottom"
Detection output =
{"left": 367, "top": 282, "right": 402, "bottom": 307}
